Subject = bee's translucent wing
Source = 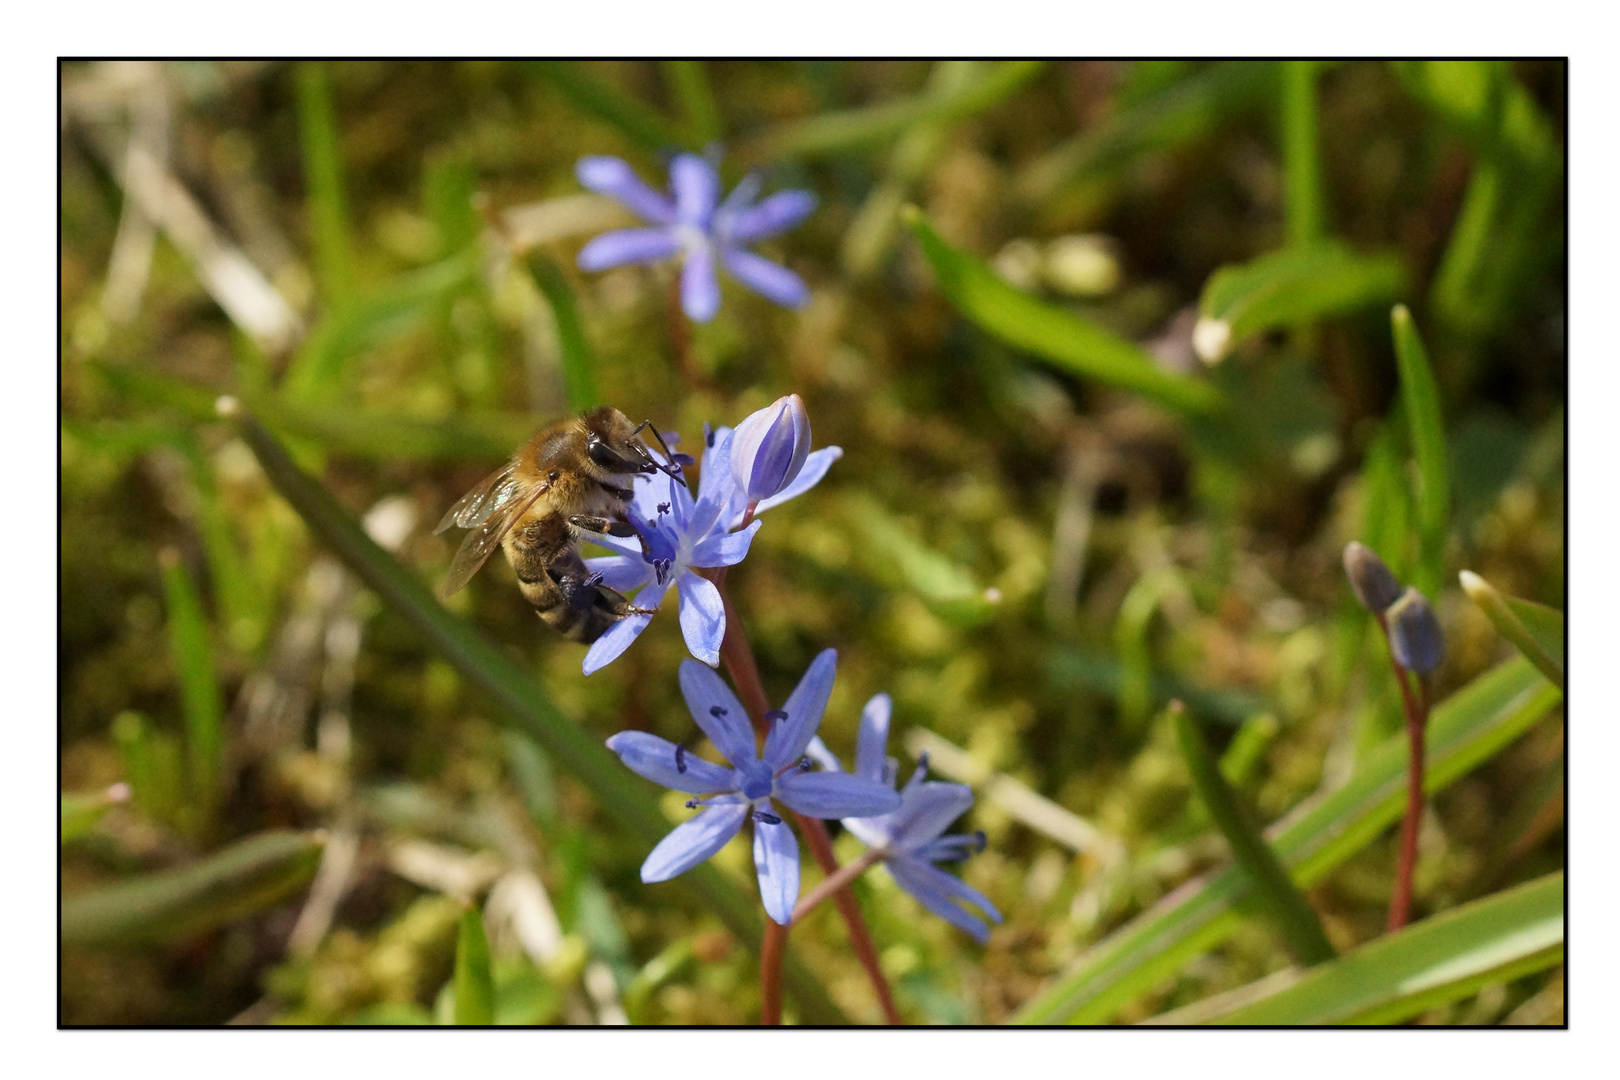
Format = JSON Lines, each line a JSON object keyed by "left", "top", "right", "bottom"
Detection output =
{"left": 439, "top": 484, "right": 549, "bottom": 599}
{"left": 435, "top": 463, "right": 520, "bottom": 535}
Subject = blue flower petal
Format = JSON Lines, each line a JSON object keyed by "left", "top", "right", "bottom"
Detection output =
{"left": 606, "top": 730, "right": 736, "bottom": 794}
{"left": 641, "top": 800, "right": 750, "bottom": 883}
{"left": 676, "top": 572, "right": 725, "bottom": 667}
{"left": 583, "top": 554, "right": 651, "bottom": 593}
{"left": 581, "top": 609, "right": 655, "bottom": 674}
{"left": 886, "top": 856, "right": 1001, "bottom": 944}
{"left": 776, "top": 771, "right": 903, "bottom": 820}
{"left": 690, "top": 519, "right": 760, "bottom": 568}
{"left": 577, "top": 227, "right": 680, "bottom": 271}
{"left": 753, "top": 810, "right": 801, "bottom": 925}
{"left": 887, "top": 782, "right": 975, "bottom": 847}
{"left": 670, "top": 153, "right": 720, "bottom": 228}
{"left": 680, "top": 245, "right": 721, "bottom": 323}
{"left": 762, "top": 648, "right": 837, "bottom": 770}
{"left": 803, "top": 735, "right": 841, "bottom": 773}
{"left": 678, "top": 659, "right": 758, "bottom": 766}
{"left": 737, "top": 446, "right": 842, "bottom": 524}
{"left": 726, "top": 190, "right": 817, "bottom": 244}
{"left": 854, "top": 693, "right": 892, "bottom": 784}
{"left": 912, "top": 833, "right": 986, "bottom": 863}
{"left": 697, "top": 426, "right": 735, "bottom": 506}
{"left": 575, "top": 156, "right": 677, "bottom": 225}
{"left": 715, "top": 171, "right": 763, "bottom": 222}
{"left": 720, "top": 247, "right": 809, "bottom": 308}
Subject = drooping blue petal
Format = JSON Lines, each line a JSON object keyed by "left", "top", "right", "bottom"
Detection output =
{"left": 690, "top": 518, "right": 760, "bottom": 568}
{"left": 670, "top": 153, "right": 720, "bottom": 228}
{"left": 641, "top": 800, "right": 750, "bottom": 883}
{"left": 680, "top": 244, "right": 721, "bottom": 323}
{"left": 676, "top": 572, "right": 725, "bottom": 667}
{"left": 912, "top": 833, "right": 987, "bottom": 863}
{"left": 605, "top": 731, "right": 735, "bottom": 794}
{"left": 762, "top": 648, "right": 837, "bottom": 770}
{"left": 854, "top": 693, "right": 892, "bottom": 785}
{"left": 886, "top": 856, "right": 1001, "bottom": 944}
{"left": 581, "top": 609, "right": 655, "bottom": 675}
{"left": 575, "top": 156, "right": 677, "bottom": 225}
{"left": 715, "top": 171, "right": 763, "bottom": 222}
{"left": 776, "top": 770, "right": 903, "bottom": 820}
{"left": 886, "top": 782, "right": 975, "bottom": 847}
{"left": 720, "top": 247, "right": 809, "bottom": 308}
{"left": 753, "top": 810, "right": 801, "bottom": 925}
{"left": 677, "top": 659, "right": 758, "bottom": 766}
{"left": 736, "top": 446, "right": 843, "bottom": 525}
{"left": 725, "top": 190, "right": 818, "bottom": 244}
{"left": 577, "top": 227, "right": 680, "bottom": 271}
{"left": 583, "top": 554, "right": 651, "bottom": 593}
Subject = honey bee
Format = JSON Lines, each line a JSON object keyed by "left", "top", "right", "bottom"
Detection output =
{"left": 435, "top": 407, "right": 685, "bottom": 643}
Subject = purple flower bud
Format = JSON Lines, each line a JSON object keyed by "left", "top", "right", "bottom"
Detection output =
{"left": 730, "top": 394, "right": 812, "bottom": 507}
{"left": 1387, "top": 587, "right": 1445, "bottom": 674}
{"left": 1344, "top": 541, "right": 1403, "bottom": 613}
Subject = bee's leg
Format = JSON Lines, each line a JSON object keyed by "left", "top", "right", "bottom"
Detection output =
{"left": 568, "top": 514, "right": 639, "bottom": 538}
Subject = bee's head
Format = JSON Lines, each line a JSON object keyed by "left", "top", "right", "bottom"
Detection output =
{"left": 582, "top": 407, "right": 689, "bottom": 488}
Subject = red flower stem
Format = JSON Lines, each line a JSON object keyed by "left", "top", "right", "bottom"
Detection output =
{"left": 759, "top": 920, "right": 787, "bottom": 1026}
{"left": 666, "top": 275, "right": 707, "bottom": 390}
{"left": 792, "top": 848, "right": 885, "bottom": 922}
{"left": 705, "top": 571, "right": 901, "bottom": 1025}
{"left": 1378, "top": 614, "right": 1429, "bottom": 932}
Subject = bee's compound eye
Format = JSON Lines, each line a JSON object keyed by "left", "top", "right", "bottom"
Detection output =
{"left": 586, "top": 431, "right": 622, "bottom": 469}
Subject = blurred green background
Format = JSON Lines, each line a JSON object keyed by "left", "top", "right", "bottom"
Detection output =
{"left": 59, "top": 60, "right": 1564, "bottom": 1026}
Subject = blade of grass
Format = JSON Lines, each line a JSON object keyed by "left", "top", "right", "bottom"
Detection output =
{"left": 1391, "top": 305, "right": 1449, "bottom": 596}
{"left": 1017, "top": 62, "right": 1276, "bottom": 206}
{"left": 745, "top": 61, "right": 1046, "bottom": 162}
{"left": 61, "top": 784, "right": 130, "bottom": 845}
{"left": 530, "top": 61, "right": 684, "bottom": 151}
{"left": 527, "top": 254, "right": 600, "bottom": 412}
{"left": 295, "top": 62, "right": 356, "bottom": 312}
{"left": 224, "top": 402, "right": 847, "bottom": 1024}
{"left": 843, "top": 492, "right": 996, "bottom": 627}
{"left": 1280, "top": 61, "right": 1323, "bottom": 248}
{"left": 1213, "top": 872, "right": 1563, "bottom": 1024}
{"left": 159, "top": 549, "right": 224, "bottom": 831}
{"left": 1171, "top": 702, "right": 1336, "bottom": 966}
{"left": 62, "top": 830, "right": 325, "bottom": 946}
{"left": 1459, "top": 571, "right": 1563, "bottom": 689}
{"left": 903, "top": 206, "right": 1222, "bottom": 416}
{"left": 1194, "top": 243, "right": 1408, "bottom": 364}
{"left": 1013, "top": 655, "right": 1560, "bottom": 1023}
{"left": 254, "top": 401, "right": 537, "bottom": 463}
{"left": 662, "top": 61, "right": 723, "bottom": 147}
{"left": 452, "top": 905, "right": 496, "bottom": 1025}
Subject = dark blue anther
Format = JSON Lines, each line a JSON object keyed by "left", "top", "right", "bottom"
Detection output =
{"left": 704, "top": 422, "right": 715, "bottom": 449}
{"left": 657, "top": 501, "right": 671, "bottom": 517}
{"left": 709, "top": 705, "right": 728, "bottom": 718}
{"left": 684, "top": 798, "right": 699, "bottom": 809}
{"left": 753, "top": 810, "right": 782, "bottom": 825}
{"left": 675, "top": 745, "right": 688, "bottom": 774}
{"left": 973, "top": 830, "right": 987, "bottom": 852}
{"left": 916, "top": 750, "right": 930, "bottom": 774}
{"left": 799, "top": 757, "right": 812, "bottom": 773}
{"left": 764, "top": 709, "right": 788, "bottom": 723}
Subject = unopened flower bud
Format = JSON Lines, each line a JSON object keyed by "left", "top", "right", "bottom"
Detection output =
{"left": 1344, "top": 542, "right": 1403, "bottom": 613}
{"left": 1387, "top": 587, "right": 1445, "bottom": 674}
{"left": 731, "top": 394, "right": 811, "bottom": 506}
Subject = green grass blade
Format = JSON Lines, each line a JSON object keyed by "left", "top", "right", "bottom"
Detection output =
{"left": 530, "top": 61, "right": 684, "bottom": 150}
{"left": 1213, "top": 872, "right": 1563, "bottom": 1024}
{"left": 452, "top": 906, "right": 496, "bottom": 1025}
{"left": 254, "top": 402, "right": 537, "bottom": 463}
{"left": 1017, "top": 62, "right": 1276, "bottom": 206}
{"left": 1195, "top": 242, "right": 1408, "bottom": 363}
{"left": 1172, "top": 704, "right": 1336, "bottom": 966}
{"left": 528, "top": 254, "right": 600, "bottom": 412}
{"left": 227, "top": 405, "right": 848, "bottom": 1024}
{"left": 61, "top": 784, "right": 130, "bottom": 845}
{"left": 903, "top": 207, "right": 1222, "bottom": 415}
{"left": 843, "top": 492, "right": 996, "bottom": 627}
{"left": 1389, "top": 61, "right": 1560, "bottom": 178}
{"left": 159, "top": 550, "right": 224, "bottom": 829}
{"left": 1280, "top": 61, "right": 1323, "bottom": 248}
{"left": 295, "top": 62, "right": 357, "bottom": 311}
{"left": 1460, "top": 571, "right": 1564, "bottom": 690}
{"left": 747, "top": 61, "right": 1046, "bottom": 161}
{"left": 1391, "top": 305, "right": 1449, "bottom": 596}
{"left": 62, "top": 831, "right": 324, "bottom": 946}
{"left": 1013, "top": 655, "right": 1560, "bottom": 1023}
{"left": 662, "top": 60, "right": 723, "bottom": 146}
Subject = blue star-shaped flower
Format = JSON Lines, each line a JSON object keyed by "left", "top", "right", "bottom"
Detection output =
{"left": 807, "top": 694, "right": 1003, "bottom": 943}
{"left": 575, "top": 153, "right": 816, "bottom": 322}
{"left": 606, "top": 651, "right": 902, "bottom": 924}
{"left": 580, "top": 420, "right": 842, "bottom": 675}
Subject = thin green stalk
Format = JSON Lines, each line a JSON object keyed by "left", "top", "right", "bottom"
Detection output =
{"left": 1171, "top": 703, "right": 1336, "bottom": 966}
{"left": 662, "top": 61, "right": 722, "bottom": 146}
{"left": 159, "top": 549, "right": 224, "bottom": 830}
{"left": 528, "top": 254, "right": 600, "bottom": 412}
{"left": 295, "top": 63, "right": 356, "bottom": 312}
{"left": 1281, "top": 60, "right": 1323, "bottom": 248}
{"left": 452, "top": 905, "right": 495, "bottom": 1025}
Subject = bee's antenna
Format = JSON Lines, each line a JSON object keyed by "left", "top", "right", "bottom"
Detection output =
{"left": 632, "top": 420, "right": 690, "bottom": 489}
